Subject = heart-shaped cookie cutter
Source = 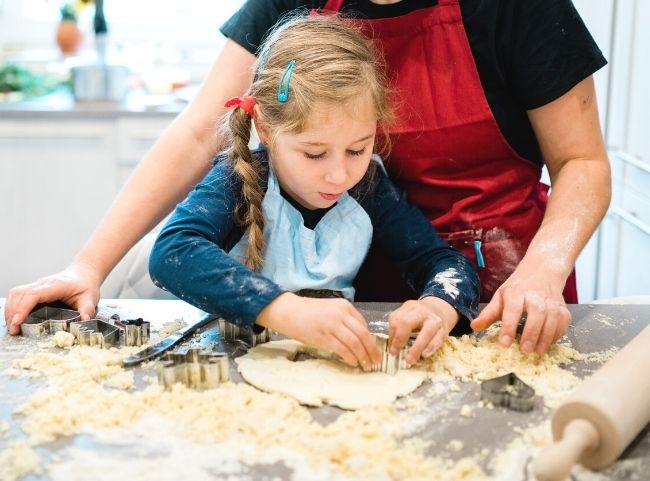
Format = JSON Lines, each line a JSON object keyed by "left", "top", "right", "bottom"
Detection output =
{"left": 480, "top": 372, "right": 536, "bottom": 411}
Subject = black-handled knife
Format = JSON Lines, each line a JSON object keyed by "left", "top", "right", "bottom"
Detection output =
{"left": 122, "top": 313, "right": 219, "bottom": 367}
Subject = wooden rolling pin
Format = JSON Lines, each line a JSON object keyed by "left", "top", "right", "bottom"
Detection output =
{"left": 533, "top": 324, "right": 650, "bottom": 481}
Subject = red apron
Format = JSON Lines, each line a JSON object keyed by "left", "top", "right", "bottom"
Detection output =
{"left": 321, "top": 0, "right": 578, "bottom": 303}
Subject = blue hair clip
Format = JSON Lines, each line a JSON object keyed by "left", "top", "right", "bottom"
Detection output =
{"left": 277, "top": 59, "right": 296, "bottom": 103}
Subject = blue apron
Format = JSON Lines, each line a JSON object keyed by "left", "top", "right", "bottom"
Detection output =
{"left": 228, "top": 169, "right": 373, "bottom": 300}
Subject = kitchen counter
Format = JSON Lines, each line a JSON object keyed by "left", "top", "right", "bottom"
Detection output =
{"left": 1, "top": 300, "right": 649, "bottom": 480}
{"left": 0, "top": 87, "right": 186, "bottom": 118}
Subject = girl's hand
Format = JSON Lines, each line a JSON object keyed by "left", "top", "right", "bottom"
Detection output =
{"left": 388, "top": 297, "right": 459, "bottom": 365}
{"left": 5, "top": 261, "right": 100, "bottom": 335}
{"left": 256, "top": 293, "right": 382, "bottom": 370}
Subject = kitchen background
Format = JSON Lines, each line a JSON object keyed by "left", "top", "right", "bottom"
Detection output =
{"left": 0, "top": 0, "right": 648, "bottom": 302}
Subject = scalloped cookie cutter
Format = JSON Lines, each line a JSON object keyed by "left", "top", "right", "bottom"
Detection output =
{"left": 156, "top": 348, "right": 229, "bottom": 390}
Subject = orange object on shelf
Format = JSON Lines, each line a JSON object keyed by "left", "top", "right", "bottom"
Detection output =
{"left": 56, "top": 20, "right": 83, "bottom": 55}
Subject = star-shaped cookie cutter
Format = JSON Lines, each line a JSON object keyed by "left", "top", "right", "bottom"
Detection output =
{"left": 156, "top": 348, "right": 229, "bottom": 390}
{"left": 480, "top": 372, "right": 536, "bottom": 412}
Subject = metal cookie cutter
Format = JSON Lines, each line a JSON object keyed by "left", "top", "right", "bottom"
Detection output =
{"left": 21, "top": 306, "right": 81, "bottom": 337}
{"left": 94, "top": 310, "right": 150, "bottom": 347}
{"left": 116, "top": 318, "right": 150, "bottom": 347}
{"left": 70, "top": 319, "right": 120, "bottom": 348}
{"left": 480, "top": 372, "right": 536, "bottom": 412}
{"left": 371, "top": 333, "right": 410, "bottom": 375}
{"left": 156, "top": 348, "right": 229, "bottom": 390}
{"left": 71, "top": 313, "right": 150, "bottom": 348}
{"left": 218, "top": 319, "right": 271, "bottom": 347}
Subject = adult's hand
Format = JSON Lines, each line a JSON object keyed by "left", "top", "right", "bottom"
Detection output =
{"left": 470, "top": 263, "right": 571, "bottom": 354}
{"left": 4, "top": 261, "right": 100, "bottom": 335}
{"left": 472, "top": 76, "right": 610, "bottom": 354}
{"left": 257, "top": 292, "right": 382, "bottom": 370}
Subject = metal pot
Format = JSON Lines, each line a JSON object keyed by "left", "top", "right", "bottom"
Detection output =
{"left": 71, "top": 64, "right": 130, "bottom": 102}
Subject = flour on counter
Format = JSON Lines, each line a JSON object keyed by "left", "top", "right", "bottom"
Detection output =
{"left": 6, "top": 344, "right": 488, "bottom": 481}
{"left": 0, "top": 440, "right": 42, "bottom": 481}
{"left": 3, "top": 321, "right": 623, "bottom": 481}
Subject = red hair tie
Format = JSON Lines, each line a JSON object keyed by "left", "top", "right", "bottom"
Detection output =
{"left": 224, "top": 96, "right": 257, "bottom": 117}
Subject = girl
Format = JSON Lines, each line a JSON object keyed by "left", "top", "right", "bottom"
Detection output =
{"left": 149, "top": 15, "right": 479, "bottom": 370}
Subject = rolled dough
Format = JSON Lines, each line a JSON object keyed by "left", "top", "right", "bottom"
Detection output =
{"left": 235, "top": 340, "right": 428, "bottom": 410}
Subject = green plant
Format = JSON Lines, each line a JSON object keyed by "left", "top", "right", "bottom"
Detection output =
{"left": 0, "top": 63, "right": 64, "bottom": 96}
{"left": 60, "top": 3, "right": 77, "bottom": 22}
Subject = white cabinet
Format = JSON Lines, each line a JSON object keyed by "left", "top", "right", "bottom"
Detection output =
{"left": 574, "top": 0, "right": 650, "bottom": 301}
{"left": 592, "top": 152, "right": 650, "bottom": 299}
{"left": 115, "top": 117, "right": 174, "bottom": 185}
{"left": 0, "top": 114, "right": 173, "bottom": 295}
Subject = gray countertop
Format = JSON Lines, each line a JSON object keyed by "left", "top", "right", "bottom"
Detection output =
{"left": 1, "top": 299, "right": 649, "bottom": 480}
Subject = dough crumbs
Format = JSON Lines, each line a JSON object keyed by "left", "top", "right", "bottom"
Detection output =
{"left": 580, "top": 346, "right": 618, "bottom": 364}
{"left": 7, "top": 344, "right": 489, "bottom": 481}
{"left": 155, "top": 319, "right": 188, "bottom": 339}
{"left": 421, "top": 327, "right": 585, "bottom": 407}
{"left": 0, "top": 440, "right": 42, "bottom": 481}
{"left": 448, "top": 439, "right": 464, "bottom": 451}
{"left": 460, "top": 405, "right": 473, "bottom": 417}
{"left": 4, "top": 324, "right": 618, "bottom": 481}
{"left": 53, "top": 331, "right": 75, "bottom": 349}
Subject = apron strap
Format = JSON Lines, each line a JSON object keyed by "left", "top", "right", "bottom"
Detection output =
{"left": 322, "top": 0, "right": 456, "bottom": 10}
{"left": 321, "top": 0, "right": 344, "bottom": 12}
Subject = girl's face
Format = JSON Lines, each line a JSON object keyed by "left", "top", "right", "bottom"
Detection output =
{"left": 261, "top": 102, "right": 377, "bottom": 210}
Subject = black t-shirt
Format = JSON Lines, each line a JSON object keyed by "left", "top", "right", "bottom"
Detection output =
{"left": 220, "top": 0, "right": 606, "bottom": 167}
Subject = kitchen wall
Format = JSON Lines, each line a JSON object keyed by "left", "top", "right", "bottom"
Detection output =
{"left": 573, "top": 0, "right": 650, "bottom": 300}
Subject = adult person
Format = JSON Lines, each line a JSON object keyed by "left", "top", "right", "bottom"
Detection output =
{"left": 5, "top": 0, "right": 611, "bottom": 357}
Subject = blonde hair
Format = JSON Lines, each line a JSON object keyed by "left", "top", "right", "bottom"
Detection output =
{"left": 225, "top": 14, "right": 392, "bottom": 271}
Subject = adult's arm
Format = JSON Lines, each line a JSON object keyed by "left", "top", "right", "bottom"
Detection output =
{"left": 4, "top": 40, "right": 256, "bottom": 334}
{"left": 471, "top": 76, "right": 611, "bottom": 353}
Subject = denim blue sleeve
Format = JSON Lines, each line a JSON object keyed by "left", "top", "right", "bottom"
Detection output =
{"left": 148, "top": 160, "right": 285, "bottom": 328}
{"left": 360, "top": 168, "right": 480, "bottom": 325}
